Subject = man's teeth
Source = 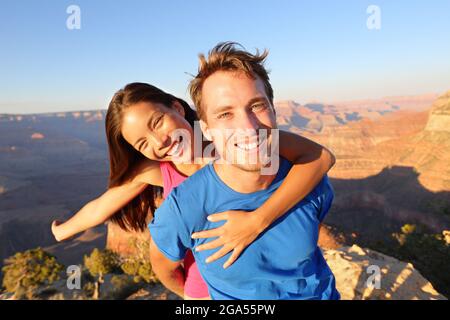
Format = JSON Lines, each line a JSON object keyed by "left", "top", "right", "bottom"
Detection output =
{"left": 236, "top": 142, "right": 258, "bottom": 150}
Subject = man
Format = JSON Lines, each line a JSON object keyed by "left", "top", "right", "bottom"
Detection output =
{"left": 149, "top": 42, "right": 340, "bottom": 300}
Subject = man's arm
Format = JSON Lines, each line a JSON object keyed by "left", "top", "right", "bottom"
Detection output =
{"left": 149, "top": 238, "right": 185, "bottom": 298}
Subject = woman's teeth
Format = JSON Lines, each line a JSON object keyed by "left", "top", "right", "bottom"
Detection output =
{"left": 167, "top": 141, "right": 181, "bottom": 156}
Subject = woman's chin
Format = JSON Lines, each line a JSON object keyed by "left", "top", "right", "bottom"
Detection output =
{"left": 170, "top": 150, "right": 194, "bottom": 164}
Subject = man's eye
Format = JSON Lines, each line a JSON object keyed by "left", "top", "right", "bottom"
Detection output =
{"left": 252, "top": 103, "right": 267, "bottom": 112}
{"left": 217, "top": 112, "right": 232, "bottom": 119}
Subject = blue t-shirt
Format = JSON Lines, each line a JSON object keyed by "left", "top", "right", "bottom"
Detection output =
{"left": 149, "top": 157, "right": 340, "bottom": 300}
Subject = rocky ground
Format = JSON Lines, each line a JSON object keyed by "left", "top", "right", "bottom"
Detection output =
{"left": 0, "top": 241, "right": 446, "bottom": 300}
{"left": 324, "top": 245, "right": 446, "bottom": 300}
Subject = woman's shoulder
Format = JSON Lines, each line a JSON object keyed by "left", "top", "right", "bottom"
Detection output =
{"left": 129, "top": 159, "right": 163, "bottom": 187}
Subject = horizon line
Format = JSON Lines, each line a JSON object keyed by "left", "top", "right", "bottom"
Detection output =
{"left": 0, "top": 90, "right": 446, "bottom": 116}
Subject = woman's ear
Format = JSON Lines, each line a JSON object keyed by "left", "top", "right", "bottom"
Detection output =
{"left": 199, "top": 119, "right": 212, "bottom": 141}
{"left": 172, "top": 100, "right": 185, "bottom": 117}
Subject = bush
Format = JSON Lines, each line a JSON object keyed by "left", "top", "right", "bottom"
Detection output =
{"left": 109, "top": 274, "right": 142, "bottom": 299}
{"left": 83, "top": 248, "right": 122, "bottom": 299}
{"left": 83, "top": 248, "right": 120, "bottom": 278}
{"left": 2, "top": 248, "right": 64, "bottom": 299}
{"left": 120, "top": 239, "right": 157, "bottom": 283}
{"left": 121, "top": 260, "right": 156, "bottom": 283}
{"left": 390, "top": 224, "right": 450, "bottom": 298}
{"left": 83, "top": 282, "right": 95, "bottom": 297}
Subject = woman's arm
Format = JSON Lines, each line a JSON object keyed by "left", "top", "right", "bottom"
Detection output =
{"left": 149, "top": 238, "right": 185, "bottom": 298}
{"left": 52, "top": 159, "right": 163, "bottom": 242}
{"left": 192, "top": 130, "right": 335, "bottom": 267}
{"left": 253, "top": 130, "right": 335, "bottom": 226}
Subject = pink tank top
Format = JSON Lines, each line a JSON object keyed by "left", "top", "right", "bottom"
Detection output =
{"left": 160, "top": 161, "right": 188, "bottom": 199}
{"left": 159, "top": 161, "right": 210, "bottom": 298}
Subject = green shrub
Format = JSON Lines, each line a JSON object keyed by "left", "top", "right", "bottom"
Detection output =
{"left": 1, "top": 248, "right": 64, "bottom": 299}
{"left": 83, "top": 248, "right": 120, "bottom": 278}
{"left": 83, "top": 248, "right": 122, "bottom": 299}
{"left": 121, "top": 259, "right": 156, "bottom": 283}
{"left": 120, "top": 239, "right": 157, "bottom": 283}
{"left": 389, "top": 224, "right": 450, "bottom": 298}
{"left": 109, "top": 274, "right": 142, "bottom": 299}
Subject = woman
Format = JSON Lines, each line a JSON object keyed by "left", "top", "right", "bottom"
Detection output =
{"left": 52, "top": 82, "right": 335, "bottom": 299}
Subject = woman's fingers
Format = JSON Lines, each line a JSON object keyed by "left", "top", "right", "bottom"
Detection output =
{"left": 191, "top": 227, "right": 222, "bottom": 239}
{"left": 205, "top": 246, "right": 232, "bottom": 264}
{"left": 195, "top": 238, "right": 224, "bottom": 252}
{"left": 223, "top": 248, "right": 242, "bottom": 269}
{"left": 207, "top": 211, "right": 230, "bottom": 222}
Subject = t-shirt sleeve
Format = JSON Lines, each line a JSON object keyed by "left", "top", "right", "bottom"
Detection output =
{"left": 148, "top": 195, "right": 191, "bottom": 262}
{"left": 317, "top": 176, "right": 335, "bottom": 223}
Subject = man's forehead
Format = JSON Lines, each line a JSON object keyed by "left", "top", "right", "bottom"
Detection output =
{"left": 203, "top": 71, "right": 266, "bottom": 109}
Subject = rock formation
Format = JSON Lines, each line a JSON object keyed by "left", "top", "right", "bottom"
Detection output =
{"left": 425, "top": 90, "right": 450, "bottom": 132}
{"left": 324, "top": 245, "right": 446, "bottom": 300}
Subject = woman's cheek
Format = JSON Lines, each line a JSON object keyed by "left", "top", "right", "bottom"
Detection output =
{"left": 142, "top": 150, "right": 155, "bottom": 161}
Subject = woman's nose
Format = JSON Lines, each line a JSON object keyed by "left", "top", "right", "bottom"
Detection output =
{"left": 150, "top": 132, "right": 170, "bottom": 149}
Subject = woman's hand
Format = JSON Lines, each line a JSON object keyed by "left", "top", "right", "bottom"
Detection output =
{"left": 52, "top": 220, "right": 77, "bottom": 242}
{"left": 51, "top": 220, "right": 64, "bottom": 242}
{"left": 191, "top": 210, "right": 268, "bottom": 269}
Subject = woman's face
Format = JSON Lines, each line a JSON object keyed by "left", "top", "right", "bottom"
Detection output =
{"left": 121, "top": 101, "right": 194, "bottom": 162}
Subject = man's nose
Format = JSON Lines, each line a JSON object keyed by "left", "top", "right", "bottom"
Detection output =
{"left": 238, "top": 111, "right": 261, "bottom": 131}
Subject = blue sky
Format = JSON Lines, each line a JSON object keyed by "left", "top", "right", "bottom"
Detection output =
{"left": 1, "top": 0, "right": 450, "bottom": 114}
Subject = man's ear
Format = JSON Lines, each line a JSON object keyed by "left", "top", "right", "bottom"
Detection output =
{"left": 172, "top": 100, "right": 185, "bottom": 117}
{"left": 199, "top": 119, "right": 212, "bottom": 141}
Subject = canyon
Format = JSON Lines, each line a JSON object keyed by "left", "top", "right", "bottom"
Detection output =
{"left": 0, "top": 91, "right": 449, "bottom": 298}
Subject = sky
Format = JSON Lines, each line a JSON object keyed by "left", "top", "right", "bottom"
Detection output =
{"left": 1, "top": 0, "right": 450, "bottom": 114}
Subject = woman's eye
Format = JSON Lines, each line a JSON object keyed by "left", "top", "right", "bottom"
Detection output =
{"left": 139, "top": 141, "right": 148, "bottom": 152}
{"left": 217, "top": 112, "right": 231, "bottom": 119}
{"left": 153, "top": 114, "right": 164, "bottom": 128}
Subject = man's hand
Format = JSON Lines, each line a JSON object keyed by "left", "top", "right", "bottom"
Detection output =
{"left": 191, "top": 210, "right": 267, "bottom": 269}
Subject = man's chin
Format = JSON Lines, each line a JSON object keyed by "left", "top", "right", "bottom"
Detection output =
{"left": 232, "top": 163, "right": 264, "bottom": 172}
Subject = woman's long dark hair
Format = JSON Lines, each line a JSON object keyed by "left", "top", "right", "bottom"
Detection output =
{"left": 105, "top": 82, "right": 198, "bottom": 232}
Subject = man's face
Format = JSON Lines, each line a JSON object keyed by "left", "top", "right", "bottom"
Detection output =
{"left": 200, "top": 71, "right": 277, "bottom": 172}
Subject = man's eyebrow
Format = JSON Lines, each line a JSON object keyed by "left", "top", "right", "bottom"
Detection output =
{"left": 212, "top": 105, "right": 234, "bottom": 114}
{"left": 212, "top": 97, "right": 269, "bottom": 115}
{"left": 245, "top": 97, "right": 268, "bottom": 108}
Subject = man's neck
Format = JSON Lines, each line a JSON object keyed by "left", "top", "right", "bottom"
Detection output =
{"left": 213, "top": 163, "right": 277, "bottom": 194}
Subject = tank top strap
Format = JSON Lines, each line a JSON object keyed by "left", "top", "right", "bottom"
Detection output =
{"left": 159, "top": 161, "right": 187, "bottom": 199}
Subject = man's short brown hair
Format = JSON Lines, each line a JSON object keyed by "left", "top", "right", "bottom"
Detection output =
{"left": 189, "top": 42, "right": 274, "bottom": 120}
